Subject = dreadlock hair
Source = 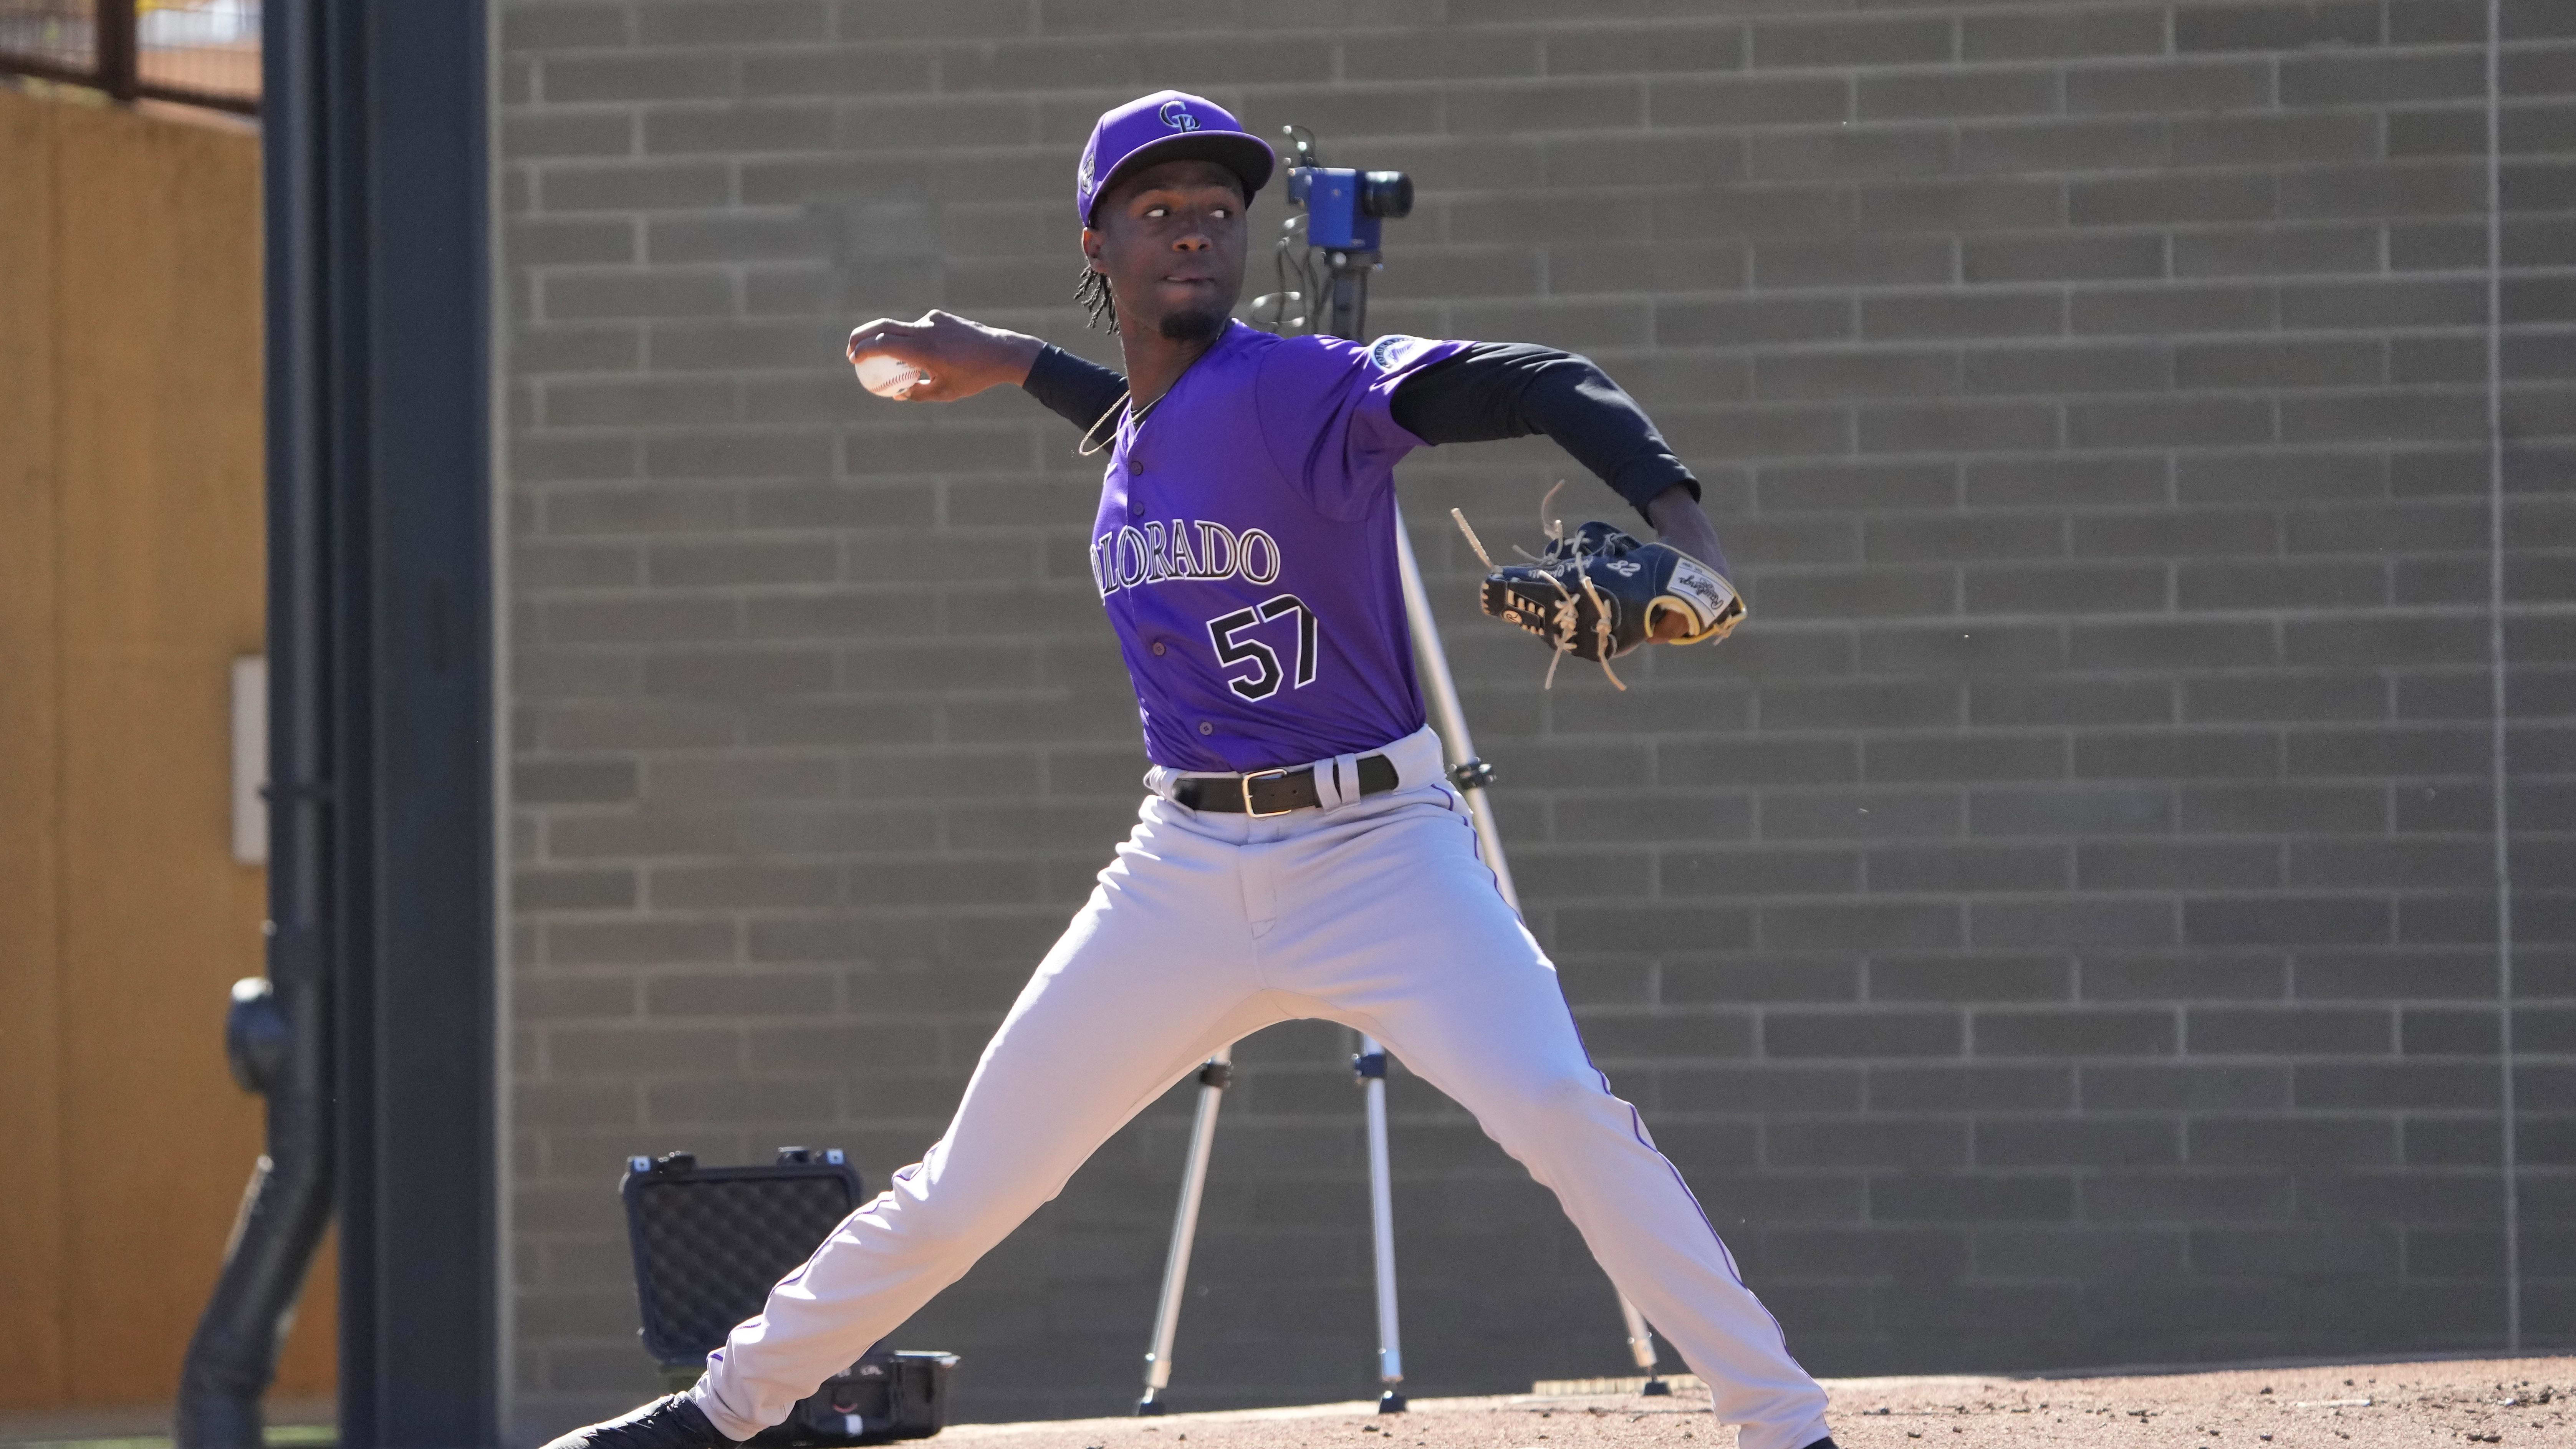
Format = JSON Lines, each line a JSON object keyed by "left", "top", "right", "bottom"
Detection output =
{"left": 1076, "top": 266, "right": 1119, "bottom": 334}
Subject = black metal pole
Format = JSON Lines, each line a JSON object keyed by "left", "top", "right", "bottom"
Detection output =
{"left": 174, "top": 2, "right": 335, "bottom": 1444}
{"left": 343, "top": 0, "right": 499, "bottom": 1437}
{"left": 1322, "top": 251, "right": 1374, "bottom": 344}
{"left": 96, "top": 0, "right": 136, "bottom": 99}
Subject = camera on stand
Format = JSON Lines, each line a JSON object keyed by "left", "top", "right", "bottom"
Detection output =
{"left": 1250, "top": 127, "right": 1415, "bottom": 341}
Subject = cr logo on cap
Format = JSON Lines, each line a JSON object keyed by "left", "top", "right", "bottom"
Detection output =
{"left": 1158, "top": 99, "right": 1200, "bottom": 132}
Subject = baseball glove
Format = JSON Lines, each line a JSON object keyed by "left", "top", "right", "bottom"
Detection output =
{"left": 1452, "top": 496, "right": 1745, "bottom": 690}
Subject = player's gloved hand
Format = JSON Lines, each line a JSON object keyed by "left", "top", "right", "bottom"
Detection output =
{"left": 844, "top": 309, "right": 1045, "bottom": 402}
{"left": 1455, "top": 512, "right": 1745, "bottom": 689}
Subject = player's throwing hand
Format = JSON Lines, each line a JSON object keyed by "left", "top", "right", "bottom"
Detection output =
{"left": 844, "top": 309, "right": 1046, "bottom": 403}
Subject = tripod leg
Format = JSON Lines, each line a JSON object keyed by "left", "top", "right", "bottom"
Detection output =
{"left": 1139, "top": 1048, "right": 1233, "bottom": 1414}
{"left": 1356, "top": 1037, "right": 1405, "bottom": 1412}
{"left": 1393, "top": 519, "right": 1518, "bottom": 903}
{"left": 1618, "top": 1293, "right": 1671, "bottom": 1394}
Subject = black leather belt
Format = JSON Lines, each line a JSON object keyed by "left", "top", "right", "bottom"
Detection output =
{"left": 1171, "top": 753, "right": 1400, "bottom": 816}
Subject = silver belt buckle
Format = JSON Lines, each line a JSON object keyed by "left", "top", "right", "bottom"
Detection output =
{"left": 1241, "top": 768, "right": 1295, "bottom": 818}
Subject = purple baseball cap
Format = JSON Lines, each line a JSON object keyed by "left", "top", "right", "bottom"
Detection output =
{"left": 1075, "top": 90, "right": 1275, "bottom": 225}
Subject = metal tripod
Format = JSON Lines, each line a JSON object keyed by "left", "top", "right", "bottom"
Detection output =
{"left": 1133, "top": 239, "right": 1671, "bottom": 1417}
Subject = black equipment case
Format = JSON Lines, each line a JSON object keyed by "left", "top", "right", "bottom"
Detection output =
{"left": 621, "top": 1148, "right": 955, "bottom": 1446}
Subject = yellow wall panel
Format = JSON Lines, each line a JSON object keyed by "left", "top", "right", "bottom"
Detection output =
{"left": 0, "top": 85, "right": 335, "bottom": 1410}
{"left": 0, "top": 85, "right": 70, "bottom": 1414}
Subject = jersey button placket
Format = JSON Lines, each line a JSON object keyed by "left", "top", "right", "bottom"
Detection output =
{"left": 1151, "top": 642, "right": 1165, "bottom": 656}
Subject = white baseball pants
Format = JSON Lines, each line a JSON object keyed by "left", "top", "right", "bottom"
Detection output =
{"left": 689, "top": 726, "right": 1831, "bottom": 1449}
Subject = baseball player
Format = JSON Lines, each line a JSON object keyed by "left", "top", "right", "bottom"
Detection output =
{"left": 546, "top": 91, "right": 1836, "bottom": 1449}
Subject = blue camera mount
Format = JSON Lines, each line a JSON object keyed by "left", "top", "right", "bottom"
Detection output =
{"left": 1253, "top": 127, "right": 1417, "bottom": 341}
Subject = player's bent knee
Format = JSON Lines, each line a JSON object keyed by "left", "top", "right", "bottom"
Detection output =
{"left": 1483, "top": 1067, "right": 1621, "bottom": 1139}
{"left": 835, "top": 1179, "right": 1045, "bottom": 1260}
{"left": 834, "top": 1211, "right": 1016, "bottom": 1277}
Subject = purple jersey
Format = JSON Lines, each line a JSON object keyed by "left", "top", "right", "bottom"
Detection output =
{"left": 1089, "top": 321, "right": 1470, "bottom": 772}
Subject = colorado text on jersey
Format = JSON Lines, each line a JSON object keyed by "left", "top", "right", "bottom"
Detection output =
{"left": 1090, "top": 518, "right": 1286, "bottom": 597}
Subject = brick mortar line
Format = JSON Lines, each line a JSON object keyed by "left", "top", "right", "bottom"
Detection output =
{"left": 501, "top": 745, "right": 2564, "bottom": 769}
{"left": 493, "top": 6, "right": 2488, "bottom": 51}
{"left": 494, "top": 286, "right": 2576, "bottom": 312}
{"left": 506, "top": 600, "right": 2576, "bottom": 623}
{"left": 515, "top": 322, "right": 2557, "bottom": 347}
{"left": 498, "top": 457, "right": 2568, "bottom": 484}
{"left": 505, "top": 527, "right": 2572, "bottom": 550}
{"left": 497, "top": 727, "right": 2550, "bottom": 751}
{"left": 510, "top": 394, "right": 2543, "bottom": 427}
{"left": 503, "top": 263, "right": 2576, "bottom": 287}
{"left": 497, "top": 328, "right": 2576, "bottom": 369}
{"left": 494, "top": 368, "right": 2576, "bottom": 395}
{"left": 492, "top": 147, "right": 2558, "bottom": 181}
{"left": 505, "top": 384, "right": 2566, "bottom": 408}
{"left": 494, "top": 104, "right": 2568, "bottom": 138}
{"left": 507, "top": 157, "right": 2530, "bottom": 187}
{"left": 494, "top": 143, "right": 2564, "bottom": 177}
{"left": 509, "top": 262, "right": 2576, "bottom": 285}
{"left": 505, "top": 782, "right": 2575, "bottom": 796}
{"left": 498, "top": 34, "right": 2554, "bottom": 66}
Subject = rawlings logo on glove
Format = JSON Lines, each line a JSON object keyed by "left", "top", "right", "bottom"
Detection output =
{"left": 1453, "top": 497, "right": 1745, "bottom": 691}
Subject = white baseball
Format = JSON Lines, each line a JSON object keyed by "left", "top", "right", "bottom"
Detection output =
{"left": 853, "top": 353, "right": 926, "bottom": 399}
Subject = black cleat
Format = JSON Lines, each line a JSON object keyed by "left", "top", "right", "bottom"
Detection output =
{"left": 539, "top": 1394, "right": 736, "bottom": 1449}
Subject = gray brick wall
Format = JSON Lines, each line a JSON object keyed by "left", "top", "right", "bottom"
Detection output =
{"left": 498, "top": 0, "right": 2576, "bottom": 1436}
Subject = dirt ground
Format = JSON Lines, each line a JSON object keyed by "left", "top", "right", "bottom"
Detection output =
{"left": 940, "top": 1358, "right": 2573, "bottom": 1449}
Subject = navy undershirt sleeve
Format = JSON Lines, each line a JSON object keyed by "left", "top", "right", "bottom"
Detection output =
{"left": 1387, "top": 343, "right": 1699, "bottom": 522}
{"left": 1021, "top": 343, "right": 1129, "bottom": 433}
